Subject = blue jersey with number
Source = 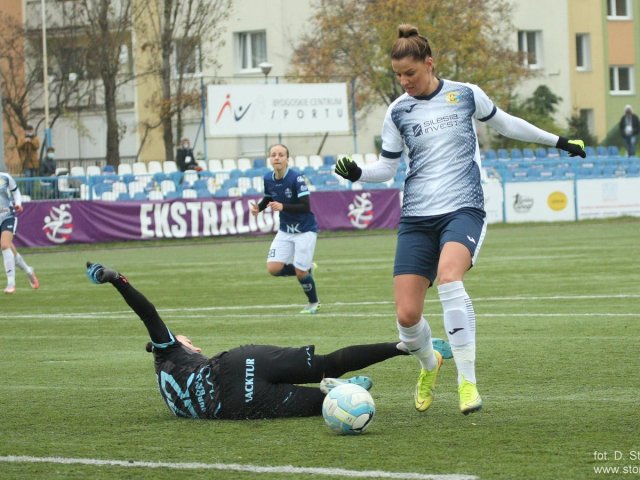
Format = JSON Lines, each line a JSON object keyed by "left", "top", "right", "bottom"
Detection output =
{"left": 263, "top": 168, "right": 317, "bottom": 233}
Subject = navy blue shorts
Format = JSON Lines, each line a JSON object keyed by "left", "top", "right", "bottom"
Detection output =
{"left": 0, "top": 216, "right": 17, "bottom": 235}
{"left": 393, "top": 207, "right": 487, "bottom": 283}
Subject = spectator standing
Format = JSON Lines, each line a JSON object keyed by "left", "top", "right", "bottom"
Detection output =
{"left": 17, "top": 126, "right": 41, "bottom": 177}
{"left": 619, "top": 105, "right": 639, "bottom": 157}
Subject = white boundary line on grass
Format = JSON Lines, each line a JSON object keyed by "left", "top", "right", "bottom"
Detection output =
{"left": 0, "top": 455, "right": 477, "bottom": 480}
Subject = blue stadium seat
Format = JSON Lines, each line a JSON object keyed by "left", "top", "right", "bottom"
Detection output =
{"left": 596, "top": 146, "right": 608, "bottom": 157}
{"left": 535, "top": 148, "right": 548, "bottom": 159}
{"left": 585, "top": 146, "right": 596, "bottom": 157}
{"left": 547, "top": 148, "right": 561, "bottom": 157}
{"left": 522, "top": 148, "right": 535, "bottom": 160}
{"left": 165, "top": 190, "right": 181, "bottom": 200}
{"left": 120, "top": 173, "right": 135, "bottom": 184}
{"left": 244, "top": 188, "right": 260, "bottom": 196}
{"left": 132, "top": 192, "right": 147, "bottom": 201}
{"left": 483, "top": 149, "right": 497, "bottom": 161}
{"left": 196, "top": 189, "right": 211, "bottom": 198}
{"left": 214, "top": 188, "right": 229, "bottom": 198}
{"left": 94, "top": 183, "right": 112, "bottom": 197}
{"left": 117, "top": 192, "right": 130, "bottom": 201}
{"left": 253, "top": 158, "right": 266, "bottom": 169}
{"left": 608, "top": 146, "right": 620, "bottom": 156}
{"left": 510, "top": 148, "right": 522, "bottom": 159}
{"left": 497, "top": 149, "right": 509, "bottom": 160}
{"left": 153, "top": 172, "right": 168, "bottom": 183}
{"left": 192, "top": 179, "right": 208, "bottom": 190}
{"left": 323, "top": 155, "right": 336, "bottom": 166}
{"left": 102, "top": 165, "right": 116, "bottom": 175}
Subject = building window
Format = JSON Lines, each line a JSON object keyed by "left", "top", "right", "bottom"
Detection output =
{"left": 174, "top": 38, "right": 201, "bottom": 76}
{"left": 235, "top": 31, "right": 267, "bottom": 71}
{"left": 518, "top": 31, "right": 542, "bottom": 69}
{"left": 609, "top": 66, "right": 634, "bottom": 94}
{"left": 607, "top": 0, "right": 631, "bottom": 18}
{"left": 575, "top": 34, "right": 591, "bottom": 71}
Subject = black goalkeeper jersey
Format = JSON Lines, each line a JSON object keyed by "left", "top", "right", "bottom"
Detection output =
{"left": 153, "top": 343, "right": 223, "bottom": 419}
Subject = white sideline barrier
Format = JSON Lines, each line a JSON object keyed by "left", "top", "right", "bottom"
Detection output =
{"left": 484, "top": 177, "right": 640, "bottom": 223}
{"left": 482, "top": 178, "right": 503, "bottom": 224}
{"left": 576, "top": 177, "right": 640, "bottom": 219}
{"left": 504, "top": 180, "right": 576, "bottom": 223}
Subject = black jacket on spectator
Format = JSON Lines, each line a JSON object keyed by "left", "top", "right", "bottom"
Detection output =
{"left": 176, "top": 147, "right": 199, "bottom": 172}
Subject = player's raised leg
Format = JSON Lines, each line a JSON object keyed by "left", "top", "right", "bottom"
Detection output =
{"left": 86, "top": 262, "right": 175, "bottom": 347}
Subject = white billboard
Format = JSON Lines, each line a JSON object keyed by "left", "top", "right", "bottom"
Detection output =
{"left": 504, "top": 181, "right": 576, "bottom": 222}
{"left": 207, "top": 83, "right": 349, "bottom": 136}
{"left": 576, "top": 177, "right": 640, "bottom": 219}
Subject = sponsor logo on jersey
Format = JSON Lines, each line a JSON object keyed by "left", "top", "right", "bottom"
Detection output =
{"left": 347, "top": 192, "right": 374, "bottom": 229}
{"left": 284, "top": 187, "right": 292, "bottom": 199}
{"left": 412, "top": 124, "right": 424, "bottom": 137}
{"left": 244, "top": 358, "right": 255, "bottom": 403}
{"left": 446, "top": 91, "right": 461, "bottom": 104}
{"left": 43, "top": 203, "right": 73, "bottom": 244}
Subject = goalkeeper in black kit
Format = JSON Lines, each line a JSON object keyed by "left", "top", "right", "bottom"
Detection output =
{"left": 86, "top": 262, "right": 452, "bottom": 420}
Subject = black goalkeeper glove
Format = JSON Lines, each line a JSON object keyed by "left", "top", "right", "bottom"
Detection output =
{"left": 334, "top": 155, "right": 362, "bottom": 182}
{"left": 556, "top": 137, "right": 586, "bottom": 158}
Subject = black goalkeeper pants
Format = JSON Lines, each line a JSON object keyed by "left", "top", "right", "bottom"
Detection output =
{"left": 110, "top": 276, "right": 407, "bottom": 419}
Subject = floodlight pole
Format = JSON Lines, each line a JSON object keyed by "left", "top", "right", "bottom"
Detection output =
{"left": 41, "top": 0, "right": 51, "bottom": 148}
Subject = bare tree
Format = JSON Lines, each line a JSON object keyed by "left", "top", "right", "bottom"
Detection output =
{"left": 0, "top": 11, "right": 95, "bottom": 172}
{"left": 140, "top": 0, "right": 232, "bottom": 162}
{"left": 76, "top": 0, "right": 144, "bottom": 167}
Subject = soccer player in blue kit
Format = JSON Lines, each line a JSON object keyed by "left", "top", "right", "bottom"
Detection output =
{"left": 251, "top": 144, "right": 320, "bottom": 314}
{"left": 85, "top": 262, "right": 456, "bottom": 420}
{"left": 335, "top": 24, "right": 586, "bottom": 415}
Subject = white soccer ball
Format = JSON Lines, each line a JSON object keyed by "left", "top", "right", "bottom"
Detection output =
{"left": 322, "top": 383, "right": 375, "bottom": 435}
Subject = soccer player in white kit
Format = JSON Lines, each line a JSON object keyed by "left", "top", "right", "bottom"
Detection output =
{"left": 335, "top": 24, "right": 586, "bottom": 415}
{"left": 0, "top": 172, "right": 39, "bottom": 293}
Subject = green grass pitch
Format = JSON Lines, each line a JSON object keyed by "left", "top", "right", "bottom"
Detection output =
{"left": 1, "top": 217, "right": 638, "bottom": 480}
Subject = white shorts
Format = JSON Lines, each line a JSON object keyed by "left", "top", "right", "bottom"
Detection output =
{"left": 267, "top": 230, "right": 317, "bottom": 271}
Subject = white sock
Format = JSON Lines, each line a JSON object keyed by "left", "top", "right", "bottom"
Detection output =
{"left": 2, "top": 249, "right": 16, "bottom": 287}
{"left": 14, "top": 253, "right": 31, "bottom": 273}
{"left": 439, "top": 281, "right": 477, "bottom": 385}
{"left": 397, "top": 317, "right": 437, "bottom": 371}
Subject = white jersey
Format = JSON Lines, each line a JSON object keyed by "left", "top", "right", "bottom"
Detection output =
{"left": 0, "top": 172, "right": 19, "bottom": 223}
{"left": 380, "top": 79, "right": 495, "bottom": 217}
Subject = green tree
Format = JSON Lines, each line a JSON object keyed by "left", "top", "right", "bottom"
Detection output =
{"left": 289, "top": 0, "right": 530, "bottom": 113}
{"left": 566, "top": 113, "right": 597, "bottom": 147}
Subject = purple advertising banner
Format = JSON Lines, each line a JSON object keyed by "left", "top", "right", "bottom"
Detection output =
{"left": 13, "top": 190, "right": 401, "bottom": 248}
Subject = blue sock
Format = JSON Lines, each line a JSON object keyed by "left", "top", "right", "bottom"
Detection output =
{"left": 298, "top": 274, "right": 318, "bottom": 303}
{"left": 275, "top": 264, "right": 296, "bottom": 276}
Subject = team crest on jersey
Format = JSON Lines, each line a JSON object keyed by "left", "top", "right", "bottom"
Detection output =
{"left": 412, "top": 124, "right": 424, "bottom": 137}
{"left": 284, "top": 187, "right": 292, "bottom": 199}
{"left": 446, "top": 92, "right": 460, "bottom": 104}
